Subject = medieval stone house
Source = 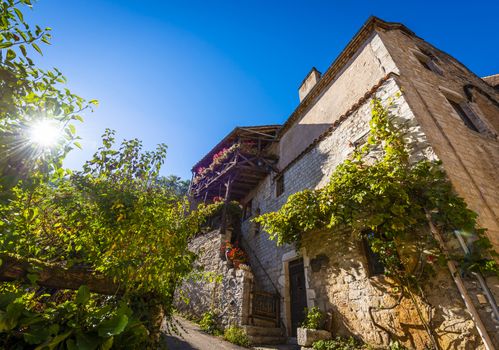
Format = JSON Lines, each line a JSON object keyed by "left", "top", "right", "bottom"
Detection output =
{"left": 178, "top": 17, "right": 499, "bottom": 349}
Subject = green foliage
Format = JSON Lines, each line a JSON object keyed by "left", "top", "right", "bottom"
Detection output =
{"left": 255, "top": 98, "right": 497, "bottom": 278}
{"left": 155, "top": 175, "right": 190, "bottom": 197}
{"left": 313, "top": 337, "right": 364, "bottom": 350}
{"left": 0, "top": 2, "right": 204, "bottom": 348}
{"left": 0, "top": 1, "right": 95, "bottom": 192}
{"left": 0, "top": 285, "right": 149, "bottom": 350}
{"left": 0, "top": 131, "right": 203, "bottom": 347}
{"left": 302, "top": 306, "right": 324, "bottom": 330}
{"left": 223, "top": 325, "right": 250, "bottom": 347}
{"left": 199, "top": 310, "right": 221, "bottom": 335}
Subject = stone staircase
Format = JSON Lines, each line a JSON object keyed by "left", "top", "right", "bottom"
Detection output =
{"left": 242, "top": 325, "right": 286, "bottom": 345}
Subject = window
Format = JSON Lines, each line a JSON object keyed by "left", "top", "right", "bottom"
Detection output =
{"left": 254, "top": 208, "right": 261, "bottom": 235}
{"left": 413, "top": 49, "right": 442, "bottom": 75}
{"left": 276, "top": 174, "right": 284, "bottom": 197}
{"left": 447, "top": 99, "right": 480, "bottom": 132}
{"left": 362, "top": 231, "right": 385, "bottom": 277}
{"left": 243, "top": 199, "right": 253, "bottom": 220}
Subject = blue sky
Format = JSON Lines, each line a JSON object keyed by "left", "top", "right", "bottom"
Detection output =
{"left": 26, "top": 0, "right": 499, "bottom": 179}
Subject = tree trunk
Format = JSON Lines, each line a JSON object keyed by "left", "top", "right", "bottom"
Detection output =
{"left": 0, "top": 253, "right": 122, "bottom": 295}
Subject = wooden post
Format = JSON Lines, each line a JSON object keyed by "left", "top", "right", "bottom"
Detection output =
{"left": 220, "top": 176, "right": 233, "bottom": 236}
{"left": 426, "top": 212, "right": 495, "bottom": 350}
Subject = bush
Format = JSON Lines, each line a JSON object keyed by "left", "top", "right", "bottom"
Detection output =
{"left": 313, "top": 337, "right": 363, "bottom": 350}
{"left": 199, "top": 311, "right": 221, "bottom": 335}
{"left": 302, "top": 306, "right": 324, "bottom": 329}
{"left": 223, "top": 325, "right": 251, "bottom": 347}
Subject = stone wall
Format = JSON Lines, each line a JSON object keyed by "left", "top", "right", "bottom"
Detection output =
{"left": 241, "top": 77, "right": 423, "bottom": 295}
{"left": 376, "top": 27, "right": 499, "bottom": 254}
{"left": 301, "top": 229, "right": 483, "bottom": 349}
{"left": 175, "top": 228, "right": 253, "bottom": 327}
{"left": 238, "top": 38, "right": 496, "bottom": 346}
{"left": 278, "top": 32, "right": 399, "bottom": 169}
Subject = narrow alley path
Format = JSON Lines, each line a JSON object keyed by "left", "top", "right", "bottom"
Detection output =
{"left": 164, "top": 317, "right": 299, "bottom": 350}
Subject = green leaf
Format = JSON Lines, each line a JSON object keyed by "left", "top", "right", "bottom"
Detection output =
{"left": 66, "top": 339, "right": 78, "bottom": 350}
{"left": 20, "top": 44, "right": 27, "bottom": 57}
{"left": 27, "top": 273, "right": 39, "bottom": 284}
{"left": 0, "top": 42, "right": 13, "bottom": 49}
{"left": 76, "top": 332, "right": 100, "bottom": 350}
{"left": 0, "top": 310, "right": 17, "bottom": 331}
{"left": 6, "top": 49, "right": 16, "bottom": 60}
{"left": 74, "top": 141, "right": 82, "bottom": 149}
{"left": 97, "top": 313, "right": 128, "bottom": 337}
{"left": 100, "top": 336, "right": 114, "bottom": 350}
{"left": 75, "top": 285, "right": 90, "bottom": 305}
{"left": 68, "top": 124, "right": 76, "bottom": 135}
{"left": 35, "top": 330, "right": 72, "bottom": 350}
{"left": 32, "top": 43, "right": 43, "bottom": 55}
{"left": 14, "top": 8, "right": 24, "bottom": 22}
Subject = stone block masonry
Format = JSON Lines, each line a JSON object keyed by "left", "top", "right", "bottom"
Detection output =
{"left": 174, "top": 229, "right": 253, "bottom": 328}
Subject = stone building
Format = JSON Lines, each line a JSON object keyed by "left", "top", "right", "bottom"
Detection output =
{"left": 178, "top": 17, "right": 499, "bottom": 349}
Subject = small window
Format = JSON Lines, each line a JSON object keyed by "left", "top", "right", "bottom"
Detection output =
{"left": 447, "top": 99, "right": 480, "bottom": 133}
{"left": 243, "top": 199, "right": 253, "bottom": 220}
{"left": 362, "top": 232, "right": 385, "bottom": 277}
{"left": 254, "top": 208, "right": 261, "bottom": 235}
{"left": 276, "top": 174, "right": 284, "bottom": 197}
{"left": 413, "top": 49, "right": 442, "bottom": 75}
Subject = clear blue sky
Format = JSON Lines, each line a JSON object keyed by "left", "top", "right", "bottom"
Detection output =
{"left": 26, "top": 0, "right": 499, "bottom": 179}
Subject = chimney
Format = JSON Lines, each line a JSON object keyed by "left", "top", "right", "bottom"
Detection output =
{"left": 299, "top": 67, "right": 321, "bottom": 102}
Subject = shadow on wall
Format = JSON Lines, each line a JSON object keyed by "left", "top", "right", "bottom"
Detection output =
{"left": 175, "top": 276, "right": 215, "bottom": 320}
{"left": 278, "top": 123, "right": 334, "bottom": 170}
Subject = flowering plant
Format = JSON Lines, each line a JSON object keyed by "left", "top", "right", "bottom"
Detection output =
{"left": 192, "top": 143, "right": 240, "bottom": 185}
{"left": 213, "top": 196, "right": 224, "bottom": 203}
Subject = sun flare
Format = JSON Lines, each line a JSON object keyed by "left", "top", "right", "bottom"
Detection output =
{"left": 29, "top": 119, "right": 61, "bottom": 148}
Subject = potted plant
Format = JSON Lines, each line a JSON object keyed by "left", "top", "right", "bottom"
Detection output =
{"left": 227, "top": 246, "right": 248, "bottom": 268}
{"left": 297, "top": 307, "right": 331, "bottom": 347}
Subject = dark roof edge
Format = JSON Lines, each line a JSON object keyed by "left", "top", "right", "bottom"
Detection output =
{"left": 191, "top": 124, "right": 281, "bottom": 172}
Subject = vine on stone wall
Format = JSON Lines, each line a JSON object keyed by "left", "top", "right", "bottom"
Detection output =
{"left": 254, "top": 96, "right": 497, "bottom": 279}
{"left": 254, "top": 96, "right": 498, "bottom": 346}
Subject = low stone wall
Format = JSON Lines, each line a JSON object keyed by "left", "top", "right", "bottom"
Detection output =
{"left": 175, "top": 229, "right": 253, "bottom": 327}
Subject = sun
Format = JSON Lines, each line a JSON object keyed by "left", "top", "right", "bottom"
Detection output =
{"left": 29, "top": 119, "right": 61, "bottom": 148}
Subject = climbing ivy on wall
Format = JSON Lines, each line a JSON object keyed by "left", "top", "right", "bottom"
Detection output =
{"left": 254, "top": 97, "right": 498, "bottom": 278}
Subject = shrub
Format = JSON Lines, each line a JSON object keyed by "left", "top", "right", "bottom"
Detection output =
{"left": 199, "top": 310, "right": 221, "bottom": 335}
{"left": 313, "top": 337, "right": 363, "bottom": 350}
{"left": 223, "top": 325, "right": 251, "bottom": 347}
{"left": 302, "top": 306, "right": 324, "bottom": 330}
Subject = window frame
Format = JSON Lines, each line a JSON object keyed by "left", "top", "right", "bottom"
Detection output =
{"left": 243, "top": 199, "right": 253, "bottom": 221}
{"left": 412, "top": 48, "right": 443, "bottom": 75}
{"left": 275, "top": 174, "right": 285, "bottom": 197}
{"left": 361, "top": 231, "right": 386, "bottom": 277}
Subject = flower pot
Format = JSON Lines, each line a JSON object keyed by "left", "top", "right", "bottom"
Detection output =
{"left": 297, "top": 327, "right": 331, "bottom": 347}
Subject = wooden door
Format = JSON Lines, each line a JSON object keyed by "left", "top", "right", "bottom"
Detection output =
{"left": 289, "top": 258, "right": 307, "bottom": 337}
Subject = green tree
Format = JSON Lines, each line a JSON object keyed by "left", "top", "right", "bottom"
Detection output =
{"left": 0, "top": 0, "right": 96, "bottom": 194}
{"left": 0, "top": 2, "right": 201, "bottom": 348}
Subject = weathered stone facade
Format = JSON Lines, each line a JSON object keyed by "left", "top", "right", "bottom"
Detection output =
{"left": 184, "top": 17, "right": 499, "bottom": 349}
{"left": 175, "top": 228, "right": 253, "bottom": 327}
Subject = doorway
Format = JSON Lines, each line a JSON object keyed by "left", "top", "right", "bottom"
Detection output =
{"left": 289, "top": 258, "right": 307, "bottom": 337}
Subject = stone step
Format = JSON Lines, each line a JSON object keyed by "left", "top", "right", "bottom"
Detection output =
{"left": 251, "top": 318, "right": 278, "bottom": 327}
{"left": 247, "top": 335, "right": 287, "bottom": 345}
{"left": 242, "top": 325, "right": 284, "bottom": 337}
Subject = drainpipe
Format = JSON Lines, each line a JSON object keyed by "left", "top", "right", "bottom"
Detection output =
{"left": 426, "top": 212, "right": 495, "bottom": 350}
{"left": 454, "top": 232, "right": 499, "bottom": 323}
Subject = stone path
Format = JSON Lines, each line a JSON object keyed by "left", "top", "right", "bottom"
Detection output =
{"left": 165, "top": 317, "right": 299, "bottom": 350}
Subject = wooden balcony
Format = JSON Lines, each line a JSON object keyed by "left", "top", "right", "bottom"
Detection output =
{"left": 189, "top": 125, "right": 280, "bottom": 202}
